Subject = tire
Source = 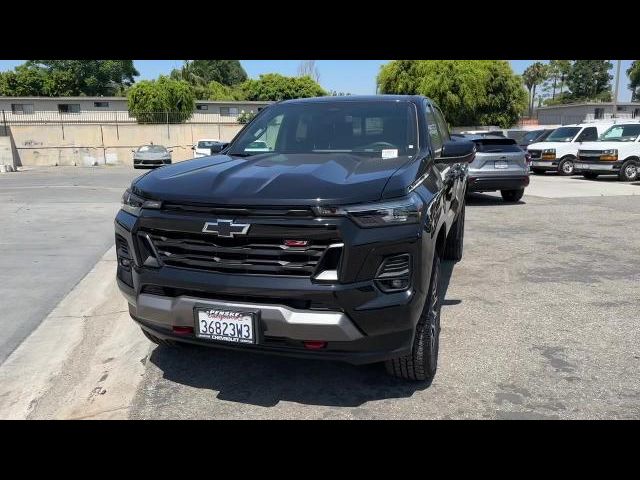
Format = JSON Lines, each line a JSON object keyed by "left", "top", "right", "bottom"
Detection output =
{"left": 141, "top": 327, "right": 177, "bottom": 347}
{"left": 618, "top": 160, "right": 639, "bottom": 182}
{"left": 501, "top": 188, "right": 524, "bottom": 202}
{"left": 583, "top": 172, "right": 599, "bottom": 180}
{"left": 444, "top": 202, "right": 465, "bottom": 262}
{"left": 532, "top": 168, "right": 545, "bottom": 175}
{"left": 558, "top": 157, "right": 575, "bottom": 176}
{"left": 385, "top": 255, "right": 441, "bottom": 382}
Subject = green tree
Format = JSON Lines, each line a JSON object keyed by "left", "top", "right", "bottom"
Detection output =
{"left": 170, "top": 60, "right": 247, "bottom": 87}
{"left": 522, "top": 62, "right": 548, "bottom": 117}
{"left": 0, "top": 65, "right": 47, "bottom": 96}
{"left": 206, "top": 80, "right": 246, "bottom": 101}
{"left": 26, "top": 60, "right": 138, "bottom": 96}
{"left": 242, "top": 73, "right": 326, "bottom": 101}
{"left": 127, "top": 76, "right": 195, "bottom": 123}
{"left": 0, "top": 61, "right": 138, "bottom": 96}
{"left": 377, "top": 60, "right": 526, "bottom": 127}
{"left": 627, "top": 61, "right": 640, "bottom": 101}
{"left": 544, "top": 60, "right": 571, "bottom": 100}
{"left": 565, "top": 60, "right": 613, "bottom": 101}
{"left": 477, "top": 61, "right": 528, "bottom": 127}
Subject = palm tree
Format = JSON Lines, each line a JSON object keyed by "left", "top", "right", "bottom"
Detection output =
{"left": 523, "top": 62, "right": 549, "bottom": 116}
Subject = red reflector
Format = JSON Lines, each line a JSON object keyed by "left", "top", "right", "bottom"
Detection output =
{"left": 172, "top": 326, "right": 193, "bottom": 335}
{"left": 303, "top": 341, "right": 327, "bottom": 350}
{"left": 284, "top": 240, "right": 309, "bottom": 247}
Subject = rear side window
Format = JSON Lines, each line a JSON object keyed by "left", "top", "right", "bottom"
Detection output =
{"left": 472, "top": 139, "right": 522, "bottom": 153}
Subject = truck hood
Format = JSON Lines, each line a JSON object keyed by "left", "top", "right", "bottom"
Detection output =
{"left": 132, "top": 152, "right": 414, "bottom": 206}
{"left": 578, "top": 141, "right": 638, "bottom": 151}
{"left": 527, "top": 141, "right": 573, "bottom": 151}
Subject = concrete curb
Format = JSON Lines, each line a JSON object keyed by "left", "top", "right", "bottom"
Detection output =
{"left": 0, "top": 246, "right": 149, "bottom": 419}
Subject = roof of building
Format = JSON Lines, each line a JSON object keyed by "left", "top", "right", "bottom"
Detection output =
{"left": 0, "top": 96, "right": 272, "bottom": 104}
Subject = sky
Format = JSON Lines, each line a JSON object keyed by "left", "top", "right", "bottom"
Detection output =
{"left": 0, "top": 60, "right": 634, "bottom": 101}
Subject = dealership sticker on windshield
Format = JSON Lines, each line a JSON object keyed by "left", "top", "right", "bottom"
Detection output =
{"left": 382, "top": 149, "right": 398, "bottom": 159}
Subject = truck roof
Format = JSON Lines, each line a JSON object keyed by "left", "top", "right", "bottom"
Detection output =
{"left": 279, "top": 95, "right": 427, "bottom": 105}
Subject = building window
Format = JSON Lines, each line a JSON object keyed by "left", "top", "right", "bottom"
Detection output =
{"left": 220, "top": 107, "right": 239, "bottom": 116}
{"left": 196, "top": 104, "right": 208, "bottom": 111}
{"left": 94, "top": 101, "right": 109, "bottom": 108}
{"left": 11, "top": 104, "right": 34, "bottom": 114}
{"left": 594, "top": 108, "right": 604, "bottom": 119}
{"left": 58, "top": 104, "right": 80, "bottom": 114}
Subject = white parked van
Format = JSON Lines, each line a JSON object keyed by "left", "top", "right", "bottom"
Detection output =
{"left": 575, "top": 123, "right": 640, "bottom": 181}
{"left": 527, "top": 123, "right": 613, "bottom": 175}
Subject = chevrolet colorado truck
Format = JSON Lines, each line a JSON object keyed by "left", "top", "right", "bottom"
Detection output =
{"left": 574, "top": 122, "right": 640, "bottom": 181}
{"left": 115, "top": 95, "right": 475, "bottom": 381}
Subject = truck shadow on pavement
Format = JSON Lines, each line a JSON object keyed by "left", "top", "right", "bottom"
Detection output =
{"left": 145, "top": 260, "right": 458, "bottom": 409}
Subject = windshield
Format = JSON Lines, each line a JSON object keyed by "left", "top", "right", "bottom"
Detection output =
{"left": 197, "top": 141, "right": 219, "bottom": 148}
{"left": 138, "top": 145, "right": 167, "bottom": 153}
{"left": 599, "top": 124, "right": 640, "bottom": 142}
{"left": 522, "top": 130, "right": 543, "bottom": 143}
{"left": 546, "top": 127, "right": 581, "bottom": 142}
{"left": 228, "top": 101, "right": 418, "bottom": 158}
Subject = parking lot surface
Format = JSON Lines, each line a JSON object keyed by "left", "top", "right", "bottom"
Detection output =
{"left": 1, "top": 167, "right": 639, "bottom": 419}
{"left": 130, "top": 174, "right": 640, "bottom": 419}
{"left": 0, "top": 166, "right": 139, "bottom": 363}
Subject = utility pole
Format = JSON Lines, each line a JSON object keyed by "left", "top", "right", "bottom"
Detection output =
{"left": 613, "top": 60, "right": 621, "bottom": 119}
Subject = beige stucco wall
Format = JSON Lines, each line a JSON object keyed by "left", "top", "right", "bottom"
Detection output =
{"left": 9, "top": 123, "right": 244, "bottom": 167}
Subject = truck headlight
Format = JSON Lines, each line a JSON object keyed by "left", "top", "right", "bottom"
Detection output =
{"left": 600, "top": 149, "right": 618, "bottom": 161}
{"left": 313, "top": 192, "right": 423, "bottom": 227}
{"left": 541, "top": 148, "right": 556, "bottom": 160}
{"left": 121, "top": 189, "right": 161, "bottom": 216}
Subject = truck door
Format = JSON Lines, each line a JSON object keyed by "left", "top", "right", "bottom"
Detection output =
{"left": 425, "top": 104, "right": 455, "bottom": 224}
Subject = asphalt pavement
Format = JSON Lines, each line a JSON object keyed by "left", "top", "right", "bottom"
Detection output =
{"left": 1, "top": 167, "right": 639, "bottom": 419}
{"left": 0, "top": 166, "right": 139, "bottom": 363}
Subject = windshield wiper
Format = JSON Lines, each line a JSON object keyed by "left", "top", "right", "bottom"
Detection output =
{"left": 228, "top": 152, "right": 257, "bottom": 157}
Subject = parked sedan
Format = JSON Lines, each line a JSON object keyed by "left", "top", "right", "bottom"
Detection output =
{"left": 464, "top": 135, "right": 530, "bottom": 202}
{"left": 132, "top": 144, "right": 172, "bottom": 169}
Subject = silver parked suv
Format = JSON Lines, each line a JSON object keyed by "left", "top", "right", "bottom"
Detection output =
{"left": 463, "top": 135, "right": 530, "bottom": 202}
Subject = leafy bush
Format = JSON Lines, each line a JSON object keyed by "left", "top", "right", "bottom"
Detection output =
{"left": 241, "top": 73, "right": 326, "bottom": 101}
{"left": 127, "top": 76, "right": 195, "bottom": 123}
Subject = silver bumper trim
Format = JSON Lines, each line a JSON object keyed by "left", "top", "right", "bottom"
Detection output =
{"left": 132, "top": 294, "right": 363, "bottom": 342}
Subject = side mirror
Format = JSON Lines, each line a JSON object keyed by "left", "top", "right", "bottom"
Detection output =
{"left": 131, "top": 149, "right": 136, "bottom": 153}
{"left": 209, "top": 142, "right": 229, "bottom": 155}
{"left": 440, "top": 139, "right": 476, "bottom": 164}
{"left": 191, "top": 145, "right": 195, "bottom": 150}
{"left": 168, "top": 149, "right": 173, "bottom": 153}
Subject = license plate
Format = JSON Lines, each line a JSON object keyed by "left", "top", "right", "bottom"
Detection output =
{"left": 575, "top": 163, "right": 586, "bottom": 169}
{"left": 494, "top": 160, "right": 508, "bottom": 169}
{"left": 196, "top": 308, "right": 255, "bottom": 344}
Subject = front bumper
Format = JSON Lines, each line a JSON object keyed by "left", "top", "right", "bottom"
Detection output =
{"left": 574, "top": 160, "right": 620, "bottom": 174}
{"left": 133, "top": 159, "right": 172, "bottom": 167}
{"left": 530, "top": 160, "right": 558, "bottom": 170}
{"left": 115, "top": 207, "right": 435, "bottom": 364}
{"left": 467, "top": 175, "right": 529, "bottom": 192}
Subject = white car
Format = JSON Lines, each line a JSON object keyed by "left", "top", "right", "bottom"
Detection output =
{"left": 192, "top": 139, "right": 224, "bottom": 158}
{"left": 574, "top": 123, "right": 640, "bottom": 181}
{"left": 527, "top": 123, "right": 613, "bottom": 175}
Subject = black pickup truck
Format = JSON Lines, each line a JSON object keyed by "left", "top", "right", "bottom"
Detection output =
{"left": 115, "top": 95, "right": 474, "bottom": 381}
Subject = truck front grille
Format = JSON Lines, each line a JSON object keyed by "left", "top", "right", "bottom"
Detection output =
{"left": 139, "top": 228, "right": 340, "bottom": 277}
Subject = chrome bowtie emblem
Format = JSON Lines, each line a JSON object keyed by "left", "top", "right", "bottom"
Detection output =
{"left": 202, "top": 220, "right": 250, "bottom": 238}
